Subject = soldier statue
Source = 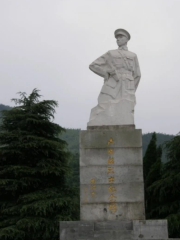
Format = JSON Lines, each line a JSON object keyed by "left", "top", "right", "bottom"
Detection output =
{"left": 88, "top": 29, "right": 141, "bottom": 126}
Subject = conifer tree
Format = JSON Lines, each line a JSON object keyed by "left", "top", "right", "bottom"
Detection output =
{"left": 143, "top": 132, "right": 162, "bottom": 218}
{"left": 145, "top": 145, "right": 162, "bottom": 218}
{"left": 147, "top": 135, "right": 180, "bottom": 237}
{"left": 0, "top": 89, "right": 79, "bottom": 240}
{"left": 67, "top": 152, "right": 80, "bottom": 188}
{"left": 143, "top": 132, "right": 157, "bottom": 180}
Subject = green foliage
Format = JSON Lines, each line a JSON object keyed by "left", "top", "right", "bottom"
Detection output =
{"left": 0, "top": 89, "right": 79, "bottom": 240}
{"left": 143, "top": 132, "right": 162, "bottom": 219}
{"left": 66, "top": 152, "right": 80, "bottom": 188}
{"left": 60, "top": 129, "right": 80, "bottom": 153}
{"left": 143, "top": 133, "right": 161, "bottom": 218}
{"left": 0, "top": 107, "right": 174, "bottom": 160}
{"left": 142, "top": 133, "right": 174, "bottom": 162}
{"left": 1, "top": 102, "right": 179, "bottom": 237}
{"left": 145, "top": 145, "right": 162, "bottom": 188}
{"left": 146, "top": 135, "right": 180, "bottom": 237}
{"left": 57, "top": 129, "right": 174, "bottom": 161}
{"left": 0, "top": 104, "right": 11, "bottom": 115}
{"left": 143, "top": 132, "right": 157, "bottom": 180}
{"left": 0, "top": 104, "right": 11, "bottom": 126}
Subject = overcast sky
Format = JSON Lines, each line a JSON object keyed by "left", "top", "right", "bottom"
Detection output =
{"left": 0, "top": 0, "right": 180, "bottom": 135}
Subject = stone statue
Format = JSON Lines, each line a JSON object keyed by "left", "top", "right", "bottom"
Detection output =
{"left": 87, "top": 29, "right": 141, "bottom": 126}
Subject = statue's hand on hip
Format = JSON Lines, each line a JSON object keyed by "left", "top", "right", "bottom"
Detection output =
{"left": 110, "top": 72, "right": 119, "bottom": 82}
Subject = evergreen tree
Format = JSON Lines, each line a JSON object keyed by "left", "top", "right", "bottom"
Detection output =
{"left": 147, "top": 135, "right": 180, "bottom": 237}
{"left": 145, "top": 145, "right": 162, "bottom": 218}
{"left": 145, "top": 145, "right": 162, "bottom": 189}
{"left": 67, "top": 152, "right": 80, "bottom": 188}
{"left": 0, "top": 89, "right": 79, "bottom": 240}
{"left": 143, "top": 132, "right": 162, "bottom": 218}
{"left": 143, "top": 132, "right": 157, "bottom": 180}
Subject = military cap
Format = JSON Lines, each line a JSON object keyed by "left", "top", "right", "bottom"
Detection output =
{"left": 114, "top": 29, "right": 131, "bottom": 40}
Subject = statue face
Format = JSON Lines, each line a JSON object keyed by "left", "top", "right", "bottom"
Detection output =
{"left": 116, "top": 34, "right": 128, "bottom": 47}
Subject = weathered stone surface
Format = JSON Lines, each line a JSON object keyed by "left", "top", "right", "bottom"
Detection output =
{"left": 59, "top": 220, "right": 169, "bottom": 240}
{"left": 80, "top": 129, "right": 142, "bottom": 148}
{"left": 59, "top": 221, "right": 134, "bottom": 240}
{"left": 87, "top": 125, "right": 135, "bottom": 130}
{"left": 80, "top": 183, "right": 144, "bottom": 203}
{"left": 78, "top": 221, "right": 94, "bottom": 238}
{"left": 94, "top": 220, "right": 133, "bottom": 231}
{"left": 80, "top": 147, "right": 142, "bottom": 166}
{"left": 80, "top": 166, "right": 143, "bottom": 184}
{"left": 94, "top": 229, "right": 133, "bottom": 240}
{"left": 80, "top": 128, "right": 145, "bottom": 221}
{"left": 60, "top": 221, "right": 79, "bottom": 240}
{"left": 133, "top": 220, "right": 168, "bottom": 239}
{"left": 80, "top": 202, "right": 145, "bottom": 221}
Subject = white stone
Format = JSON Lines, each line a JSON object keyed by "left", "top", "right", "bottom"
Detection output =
{"left": 87, "top": 29, "right": 141, "bottom": 126}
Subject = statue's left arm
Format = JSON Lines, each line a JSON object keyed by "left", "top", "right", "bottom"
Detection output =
{"left": 133, "top": 55, "right": 141, "bottom": 91}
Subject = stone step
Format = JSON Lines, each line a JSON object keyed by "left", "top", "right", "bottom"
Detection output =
{"left": 60, "top": 220, "right": 169, "bottom": 240}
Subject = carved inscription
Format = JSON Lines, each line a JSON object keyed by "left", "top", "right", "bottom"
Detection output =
{"left": 107, "top": 138, "right": 117, "bottom": 213}
{"left": 107, "top": 137, "right": 113, "bottom": 145}
{"left": 90, "top": 178, "right": 96, "bottom": 196}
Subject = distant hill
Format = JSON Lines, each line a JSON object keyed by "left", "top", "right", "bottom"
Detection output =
{"left": 0, "top": 104, "right": 11, "bottom": 116}
{"left": 60, "top": 128, "right": 80, "bottom": 153}
{"left": 0, "top": 104, "right": 12, "bottom": 124}
{"left": 142, "top": 132, "right": 174, "bottom": 161}
{"left": 0, "top": 104, "right": 174, "bottom": 161}
{"left": 60, "top": 129, "right": 174, "bottom": 161}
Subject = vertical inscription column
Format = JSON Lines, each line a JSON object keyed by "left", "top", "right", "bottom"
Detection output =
{"left": 107, "top": 139, "right": 117, "bottom": 214}
{"left": 80, "top": 128, "right": 145, "bottom": 221}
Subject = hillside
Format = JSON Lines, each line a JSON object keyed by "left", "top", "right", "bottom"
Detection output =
{"left": 60, "top": 129, "right": 174, "bottom": 161}
{"left": 0, "top": 104, "right": 174, "bottom": 160}
{"left": 0, "top": 104, "right": 12, "bottom": 124}
{"left": 142, "top": 132, "right": 174, "bottom": 161}
{"left": 60, "top": 128, "right": 80, "bottom": 153}
{"left": 0, "top": 104, "right": 11, "bottom": 115}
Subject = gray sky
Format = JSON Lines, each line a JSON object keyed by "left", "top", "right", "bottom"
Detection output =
{"left": 0, "top": 0, "right": 180, "bottom": 135}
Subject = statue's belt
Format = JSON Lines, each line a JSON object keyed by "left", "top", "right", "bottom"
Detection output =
{"left": 110, "top": 72, "right": 133, "bottom": 80}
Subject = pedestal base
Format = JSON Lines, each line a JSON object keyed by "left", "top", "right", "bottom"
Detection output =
{"left": 59, "top": 220, "right": 168, "bottom": 240}
{"left": 80, "top": 127, "right": 145, "bottom": 221}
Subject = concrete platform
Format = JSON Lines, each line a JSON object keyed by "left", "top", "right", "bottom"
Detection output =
{"left": 59, "top": 220, "right": 168, "bottom": 240}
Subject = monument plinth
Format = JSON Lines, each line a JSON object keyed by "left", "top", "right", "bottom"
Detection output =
{"left": 60, "top": 126, "right": 169, "bottom": 240}
{"left": 59, "top": 29, "right": 170, "bottom": 240}
{"left": 80, "top": 126, "right": 145, "bottom": 221}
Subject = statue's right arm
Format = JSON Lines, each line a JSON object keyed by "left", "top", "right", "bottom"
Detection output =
{"left": 89, "top": 53, "right": 109, "bottom": 80}
{"left": 89, "top": 63, "right": 107, "bottom": 78}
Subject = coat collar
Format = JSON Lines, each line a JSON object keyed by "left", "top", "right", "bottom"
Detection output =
{"left": 118, "top": 46, "right": 128, "bottom": 51}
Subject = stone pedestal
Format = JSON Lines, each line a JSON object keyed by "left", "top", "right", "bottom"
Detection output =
{"left": 59, "top": 126, "right": 170, "bottom": 240}
{"left": 80, "top": 126, "right": 145, "bottom": 221}
{"left": 60, "top": 220, "right": 168, "bottom": 240}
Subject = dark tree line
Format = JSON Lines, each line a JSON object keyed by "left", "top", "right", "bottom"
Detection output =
{"left": 0, "top": 89, "right": 79, "bottom": 240}
{"left": 143, "top": 132, "right": 180, "bottom": 237}
{"left": 1, "top": 91, "right": 180, "bottom": 238}
{"left": 1, "top": 103, "right": 174, "bottom": 160}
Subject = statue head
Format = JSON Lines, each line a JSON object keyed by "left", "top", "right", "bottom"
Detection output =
{"left": 114, "top": 29, "right": 130, "bottom": 47}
